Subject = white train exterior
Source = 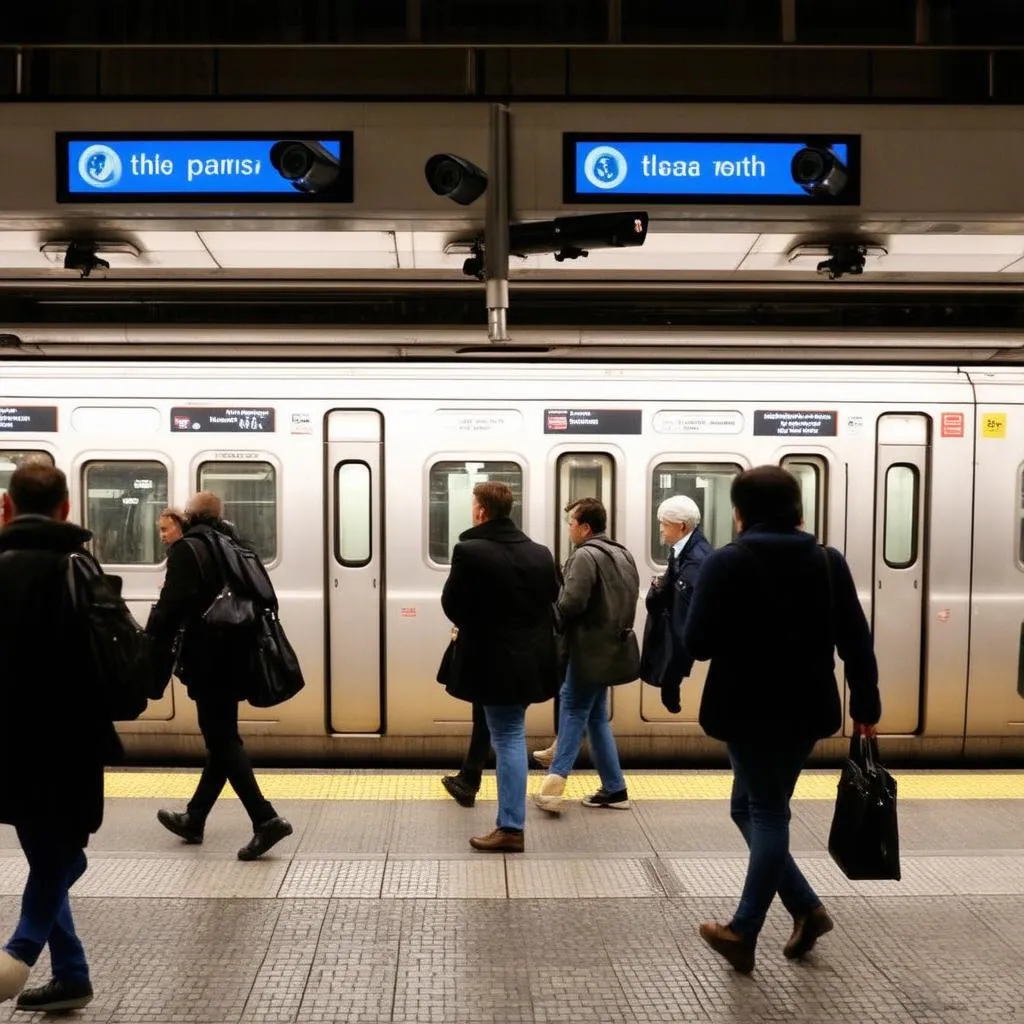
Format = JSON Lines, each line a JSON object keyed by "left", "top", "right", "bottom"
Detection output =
{"left": 2, "top": 359, "right": 1021, "bottom": 763}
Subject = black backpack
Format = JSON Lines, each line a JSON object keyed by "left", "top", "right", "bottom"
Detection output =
{"left": 67, "top": 551, "right": 154, "bottom": 721}
{"left": 191, "top": 526, "right": 305, "bottom": 708}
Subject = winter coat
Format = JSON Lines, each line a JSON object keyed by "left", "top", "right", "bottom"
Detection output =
{"left": 683, "top": 525, "right": 881, "bottom": 742}
{"left": 440, "top": 517, "right": 560, "bottom": 707}
{"left": 0, "top": 515, "right": 123, "bottom": 843}
{"left": 640, "top": 526, "right": 713, "bottom": 688}
{"left": 146, "top": 517, "right": 253, "bottom": 701}
{"left": 555, "top": 534, "right": 640, "bottom": 688}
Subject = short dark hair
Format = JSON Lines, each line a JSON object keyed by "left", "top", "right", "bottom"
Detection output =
{"left": 473, "top": 481, "right": 513, "bottom": 521}
{"left": 731, "top": 465, "right": 802, "bottom": 530}
{"left": 566, "top": 496, "right": 607, "bottom": 534}
{"left": 8, "top": 461, "right": 68, "bottom": 516}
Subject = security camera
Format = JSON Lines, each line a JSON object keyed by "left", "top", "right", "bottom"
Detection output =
{"left": 792, "top": 146, "right": 849, "bottom": 198}
{"left": 816, "top": 243, "right": 867, "bottom": 280}
{"left": 508, "top": 212, "right": 649, "bottom": 259}
{"left": 63, "top": 241, "right": 109, "bottom": 279}
{"left": 269, "top": 141, "right": 341, "bottom": 194}
{"left": 425, "top": 154, "right": 488, "bottom": 206}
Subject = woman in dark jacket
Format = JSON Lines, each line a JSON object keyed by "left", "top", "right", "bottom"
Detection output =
{"left": 683, "top": 466, "right": 881, "bottom": 975}
{"left": 441, "top": 481, "right": 560, "bottom": 853}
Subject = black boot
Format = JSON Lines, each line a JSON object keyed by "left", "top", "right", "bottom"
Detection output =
{"left": 237, "top": 816, "right": 293, "bottom": 861}
{"left": 16, "top": 977, "right": 94, "bottom": 1012}
{"left": 157, "top": 809, "right": 204, "bottom": 844}
{"left": 441, "top": 774, "right": 478, "bottom": 808}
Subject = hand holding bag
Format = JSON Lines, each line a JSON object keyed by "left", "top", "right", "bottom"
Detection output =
{"left": 828, "top": 734, "right": 901, "bottom": 881}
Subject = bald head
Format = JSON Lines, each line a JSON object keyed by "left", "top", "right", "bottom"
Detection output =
{"left": 186, "top": 491, "right": 223, "bottom": 520}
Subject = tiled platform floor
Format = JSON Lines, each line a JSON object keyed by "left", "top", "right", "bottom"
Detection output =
{"left": 1, "top": 770, "right": 1023, "bottom": 1023}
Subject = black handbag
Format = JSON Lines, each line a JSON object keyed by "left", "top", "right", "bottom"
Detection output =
{"left": 828, "top": 734, "right": 901, "bottom": 881}
{"left": 246, "top": 609, "right": 306, "bottom": 708}
{"left": 436, "top": 626, "right": 458, "bottom": 685}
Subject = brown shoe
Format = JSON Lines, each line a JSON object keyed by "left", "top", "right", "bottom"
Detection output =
{"left": 469, "top": 828, "right": 524, "bottom": 853}
{"left": 699, "top": 921, "right": 755, "bottom": 974}
{"left": 784, "top": 905, "right": 834, "bottom": 960}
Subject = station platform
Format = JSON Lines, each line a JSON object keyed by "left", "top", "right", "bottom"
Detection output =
{"left": 2, "top": 768, "right": 1023, "bottom": 1024}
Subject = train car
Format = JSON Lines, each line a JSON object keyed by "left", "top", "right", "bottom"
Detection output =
{"left": 1, "top": 358, "right": 1020, "bottom": 763}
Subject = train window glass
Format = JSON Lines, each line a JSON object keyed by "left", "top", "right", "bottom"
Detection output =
{"left": 780, "top": 455, "right": 828, "bottom": 542}
{"left": 429, "top": 460, "right": 523, "bottom": 564}
{"left": 0, "top": 451, "right": 54, "bottom": 504}
{"left": 650, "top": 462, "right": 740, "bottom": 562}
{"left": 83, "top": 460, "right": 168, "bottom": 565}
{"left": 883, "top": 463, "right": 918, "bottom": 568}
{"left": 198, "top": 461, "right": 277, "bottom": 562}
{"left": 556, "top": 453, "right": 614, "bottom": 565}
{"left": 334, "top": 461, "right": 371, "bottom": 567}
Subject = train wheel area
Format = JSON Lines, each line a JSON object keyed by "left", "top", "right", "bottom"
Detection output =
{"left": 0, "top": 767, "right": 1020, "bottom": 1023}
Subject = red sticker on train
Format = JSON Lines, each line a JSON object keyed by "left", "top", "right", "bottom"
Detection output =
{"left": 941, "top": 412, "right": 964, "bottom": 438}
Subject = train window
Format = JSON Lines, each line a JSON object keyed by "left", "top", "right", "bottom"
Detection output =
{"left": 650, "top": 462, "right": 740, "bottom": 562}
{"left": 198, "top": 461, "right": 277, "bottom": 563}
{"left": 334, "top": 461, "right": 371, "bottom": 567}
{"left": 0, "top": 451, "right": 54, "bottom": 504}
{"left": 429, "top": 460, "right": 523, "bottom": 564}
{"left": 883, "top": 464, "right": 919, "bottom": 568}
{"left": 780, "top": 455, "right": 828, "bottom": 542}
{"left": 556, "top": 453, "right": 614, "bottom": 565}
{"left": 83, "top": 460, "right": 169, "bottom": 565}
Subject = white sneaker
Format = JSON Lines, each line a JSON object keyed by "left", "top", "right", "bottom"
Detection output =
{"left": 532, "top": 773, "right": 567, "bottom": 814}
{"left": 0, "top": 950, "right": 30, "bottom": 1002}
{"left": 532, "top": 743, "right": 557, "bottom": 769}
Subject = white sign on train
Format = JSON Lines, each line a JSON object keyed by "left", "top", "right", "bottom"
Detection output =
{"left": 652, "top": 410, "right": 744, "bottom": 435}
{"left": 434, "top": 409, "right": 523, "bottom": 435}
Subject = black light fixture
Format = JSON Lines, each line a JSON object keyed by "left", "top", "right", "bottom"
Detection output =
{"left": 269, "top": 141, "right": 342, "bottom": 194}
{"left": 424, "top": 154, "right": 488, "bottom": 206}
{"left": 791, "top": 146, "right": 849, "bottom": 198}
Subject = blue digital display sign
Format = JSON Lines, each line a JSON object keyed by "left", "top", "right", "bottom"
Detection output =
{"left": 56, "top": 132, "right": 354, "bottom": 203}
{"left": 564, "top": 134, "right": 860, "bottom": 206}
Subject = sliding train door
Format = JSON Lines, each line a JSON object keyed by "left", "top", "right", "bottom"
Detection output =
{"left": 872, "top": 413, "right": 930, "bottom": 734}
{"left": 325, "top": 410, "right": 384, "bottom": 733}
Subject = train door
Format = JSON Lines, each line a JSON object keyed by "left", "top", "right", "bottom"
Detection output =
{"left": 872, "top": 413, "right": 930, "bottom": 734}
{"left": 326, "top": 410, "right": 383, "bottom": 733}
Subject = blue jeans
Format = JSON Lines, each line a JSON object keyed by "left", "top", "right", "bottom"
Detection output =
{"left": 482, "top": 705, "right": 528, "bottom": 831}
{"left": 727, "top": 738, "right": 822, "bottom": 940}
{"left": 550, "top": 667, "right": 626, "bottom": 794}
{"left": 4, "top": 826, "right": 90, "bottom": 983}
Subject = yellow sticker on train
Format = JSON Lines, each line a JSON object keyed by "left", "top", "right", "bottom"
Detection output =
{"left": 982, "top": 412, "right": 1007, "bottom": 438}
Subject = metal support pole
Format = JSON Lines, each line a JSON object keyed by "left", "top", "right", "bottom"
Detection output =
{"left": 485, "top": 103, "right": 510, "bottom": 343}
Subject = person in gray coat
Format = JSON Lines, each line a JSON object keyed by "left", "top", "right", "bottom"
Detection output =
{"left": 534, "top": 498, "right": 640, "bottom": 813}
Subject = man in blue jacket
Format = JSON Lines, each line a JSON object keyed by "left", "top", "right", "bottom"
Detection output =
{"left": 684, "top": 466, "right": 881, "bottom": 975}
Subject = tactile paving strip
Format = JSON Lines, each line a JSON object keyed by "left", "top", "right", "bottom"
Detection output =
{"left": 382, "top": 858, "right": 507, "bottom": 899}
{"left": 506, "top": 857, "right": 665, "bottom": 899}
{"left": 278, "top": 858, "right": 386, "bottom": 899}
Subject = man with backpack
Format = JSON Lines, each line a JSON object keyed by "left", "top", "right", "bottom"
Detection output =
{"left": 147, "top": 491, "right": 293, "bottom": 861}
{"left": 0, "top": 462, "right": 122, "bottom": 1013}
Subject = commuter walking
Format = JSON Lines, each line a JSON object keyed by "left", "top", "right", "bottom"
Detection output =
{"left": 534, "top": 498, "right": 640, "bottom": 812}
{"left": 640, "top": 495, "right": 712, "bottom": 714}
{"left": 440, "top": 481, "right": 560, "bottom": 852}
{"left": 147, "top": 492, "right": 293, "bottom": 861}
{"left": 0, "top": 462, "right": 122, "bottom": 1012}
{"left": 440, "top": 702, "right": 491, "bottom": 807}
{"left": 684, "top": 466, "right": 881, "bottom": 974}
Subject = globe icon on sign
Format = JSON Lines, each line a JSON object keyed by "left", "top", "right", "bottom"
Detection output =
{"left": 583, "top": 145, "right": 628, "bottom": 190}
{"left": 77, "top": 145, "right": 123, "bottom": 189}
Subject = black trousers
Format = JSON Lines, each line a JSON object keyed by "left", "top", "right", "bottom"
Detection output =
{"left": 188, "top": 693, "right": 275, "bottom": 826}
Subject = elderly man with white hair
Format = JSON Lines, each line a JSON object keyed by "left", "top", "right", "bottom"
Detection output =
{"left": 639, "top": 494, "right": 713, "bottom": 713}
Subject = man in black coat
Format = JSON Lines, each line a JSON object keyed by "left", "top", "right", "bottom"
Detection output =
{"left": 683, "top": 466, "right": 881, "bottom": 975}
{"left": 146, "top": 491, "right": 292, "bottom": 861}
{"left": 440, "top": 481, "right": 560, "bottom": 852}
{"left": 640, "top": 495, "right": 712, "bottom": 713}
{"left": 0, "top": 462, "right": 121, "bottom": 1013}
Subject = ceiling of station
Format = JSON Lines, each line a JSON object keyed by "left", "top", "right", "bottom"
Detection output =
{"left": 4, "top": 228, "right": 1024, "bottom": 281}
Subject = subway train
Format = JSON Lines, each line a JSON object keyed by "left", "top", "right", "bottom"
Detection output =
{"left": 3, "top": 358, "right": 1024, "bottom": 764}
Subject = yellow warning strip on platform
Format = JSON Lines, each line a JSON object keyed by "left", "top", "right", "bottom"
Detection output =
{"left": 103, "top": 770, "right": 1024, "bottom": 802}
